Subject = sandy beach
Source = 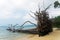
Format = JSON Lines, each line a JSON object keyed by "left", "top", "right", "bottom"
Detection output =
{"left": 16, "top": 28, "right": 60, "bottom": 40}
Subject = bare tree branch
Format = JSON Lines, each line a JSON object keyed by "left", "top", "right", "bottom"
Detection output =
{"left": 13, "top": 24, "right": 19, "bottom": 27}
{"left": 44, "top": 4, "right": 52, "bottom": 11}
{"left": 38, "top": 4, "right": 40, "bottom": 13}
{"left": 10, "top": 24, "right": 13, "bottom": 27}
{"left": 20, "top": 21, "right": 37, "bottom": 27}
{"left": 30, "top": 11, "right": 38, "bottom": 16}
{"left": 29, "top": 13, "right": 37, "bottom": 20}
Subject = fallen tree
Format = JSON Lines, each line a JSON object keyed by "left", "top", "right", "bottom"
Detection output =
{"left": 20, "top": 4, "right": 53, "bottom": 36}
{"left": 7, "top": 4, "right": 53, "bottom": 37}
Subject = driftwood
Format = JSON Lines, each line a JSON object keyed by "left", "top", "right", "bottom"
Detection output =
{"left": 20, "top": 21, "right": 37, "bottom": 27}
{"left": 28, "top": 4, "right": 53, "bottom": 36}
{"left": 7, "top": 21, "right": 37, "bottom": 33}
{"left": 7, "top": 4, "right": 53, "bottom": 36}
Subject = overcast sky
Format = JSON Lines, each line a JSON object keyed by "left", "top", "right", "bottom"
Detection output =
{"left": 0, "top": 0, "right": 60, "bottom": 25}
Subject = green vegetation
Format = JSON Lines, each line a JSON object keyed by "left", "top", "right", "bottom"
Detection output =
{"left": 54, "top": 1, "right": 60, "bottom": 8}
{"left": 53, "top": 16, "right": 60, "bottom": 28}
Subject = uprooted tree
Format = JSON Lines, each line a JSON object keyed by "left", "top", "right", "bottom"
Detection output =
{"left": 7, "top": 1, "right": 60, "bottom": 36}
{"left": 20, "top": 4, "right": 53, "bottom": 36}
{"left": 37, "top": 4, "right": 53, "bottom": 36}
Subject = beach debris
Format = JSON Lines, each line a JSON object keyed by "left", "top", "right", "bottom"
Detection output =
{"left": 7, "top": 4, "right": 53, "bottom": 36}
{"left": 19, "top": 4, "right": 53, "bottom": 36}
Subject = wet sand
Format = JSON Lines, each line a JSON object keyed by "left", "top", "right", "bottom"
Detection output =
{"left": 16, "top": 28, "right": 60, "bottom": 40}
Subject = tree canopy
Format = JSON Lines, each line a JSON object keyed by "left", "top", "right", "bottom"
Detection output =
{"left": 54, "top": 1, "right": 60, "bottom": 8}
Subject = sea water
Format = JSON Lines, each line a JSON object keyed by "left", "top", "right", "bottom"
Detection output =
{"left": 0, "top": 25, "right": 36, "bottom": 40}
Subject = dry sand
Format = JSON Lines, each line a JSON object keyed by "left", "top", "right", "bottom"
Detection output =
{"left": 16, "top": 28, "right": 60, "bottom": 40}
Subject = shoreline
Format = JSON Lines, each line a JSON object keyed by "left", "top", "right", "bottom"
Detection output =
{"left": 15, "top": 28, "right": 60, "bottom": 40}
